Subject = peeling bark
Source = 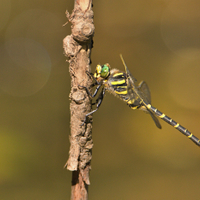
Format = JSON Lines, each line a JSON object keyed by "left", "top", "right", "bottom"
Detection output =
{"left": 63, "top": 0, "right": 94, "bottom": 199}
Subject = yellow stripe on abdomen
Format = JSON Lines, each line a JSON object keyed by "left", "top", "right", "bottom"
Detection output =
{"left": 147, "top": 104, "right": 151, "bottom": 109}
{"left": 159, "top": 113, "right": 165, "bottom": 118}
{"left": 174, "top": 123, "right": 179, "bottom": 128}
{"left": 188, "top": 133, "right": 193, "bottom": 138}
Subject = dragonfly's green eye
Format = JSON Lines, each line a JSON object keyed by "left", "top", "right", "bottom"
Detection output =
{"left": 100, "top": 64, "right": 110, "bottom": 78}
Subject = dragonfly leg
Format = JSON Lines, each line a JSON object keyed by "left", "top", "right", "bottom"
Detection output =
{"left": 78, "top": 70, "right": 101, "bottom": 96}
{"left": 81, "top": 88, "right": 105, "bottom": 126}
{"left": 78, "top": 83, "right": 102, "bottom": 98}
{"left": 86, "top": 71, "right": 100, "bottom": 85}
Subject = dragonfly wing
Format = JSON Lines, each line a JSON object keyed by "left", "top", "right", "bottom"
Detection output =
{"left": 120, "top": 54, "right": 162, "bottom": 129}
{"left": 137, "top": 81, "right": 151, "bottom": 103}
{"left": 137, "top": 81, "right": 162, "bottom": 128}
{"left": 120, "top": 55, "right": 149, "bottom": 103}
{"left": 138, "top": 82, "right": 162, "bottom": 129}
{"left": 149, "top": 110, "right": 162, "bottom": 129}
{"left": 120, "top": 54, "right": 137, "bottom": 83}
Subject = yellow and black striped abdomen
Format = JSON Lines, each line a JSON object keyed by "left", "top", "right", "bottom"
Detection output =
{"left": 147, "top": 104, "right": 200, "bottom": 146}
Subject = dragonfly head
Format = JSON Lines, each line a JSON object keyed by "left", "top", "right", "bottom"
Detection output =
{"left": 94, "top": 63, "right": 110, "bottom": 79}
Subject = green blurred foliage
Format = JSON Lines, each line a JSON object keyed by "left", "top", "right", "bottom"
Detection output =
{"left": 0, "top": 0, "right": 200, "bottom": 199}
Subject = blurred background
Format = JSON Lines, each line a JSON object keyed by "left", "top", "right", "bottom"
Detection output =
{"left": 1, "top": 0, "right": 200, "bottom": 199}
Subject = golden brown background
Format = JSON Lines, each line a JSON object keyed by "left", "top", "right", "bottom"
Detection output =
{"left": 1, "top": 0, "right": 200, "bottom": 199}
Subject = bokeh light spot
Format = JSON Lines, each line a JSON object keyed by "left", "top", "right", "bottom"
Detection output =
{"left": 167, "top": 49, "right": 200, "bottom": 110}
{"left": 0, "top": 38, "right": 51, "bottom": 96}
{"left": 161, "top": 0, "right": 200, "bottom": 58}
{"left": 0, "top": 0, "right": 11, "bottom": 33}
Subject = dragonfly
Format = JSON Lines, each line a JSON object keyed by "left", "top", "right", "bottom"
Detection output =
{"left": 79, "top": 55, "right": 200, "bottom": 147}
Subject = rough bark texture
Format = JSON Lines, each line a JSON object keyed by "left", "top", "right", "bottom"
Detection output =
{"left": 63, "top": 0, "right": 94, "bottom": 199}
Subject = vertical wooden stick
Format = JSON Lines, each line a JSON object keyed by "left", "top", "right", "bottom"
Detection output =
{"left": 63, "top": 0, "right": 94, "bottom": 199}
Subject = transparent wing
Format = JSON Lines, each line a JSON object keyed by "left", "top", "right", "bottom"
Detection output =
{"left": 120, "top": 54, "right": 161, "bottom": 129}
{"left": 137, "top": 81, "right": 151, "bottom": 104}
{"left": 149, "top": 111, "right": 162, "bottom": 129}
{"left": 120, "top": 54, "right": 149, "bottom": 102}
{"left": 138, "top": 82, "right": 161, "bottom": 129}
{"left": 120, "top": 54, "right": 137, "bottom": 83}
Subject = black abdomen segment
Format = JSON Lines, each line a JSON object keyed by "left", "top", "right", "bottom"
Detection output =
{"left": 147, "top": 104, "right": 200, "bottom": 147}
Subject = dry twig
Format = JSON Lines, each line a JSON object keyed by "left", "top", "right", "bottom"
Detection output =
{"left": 63, "top": 0, "right": 94, "bottom": 199}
